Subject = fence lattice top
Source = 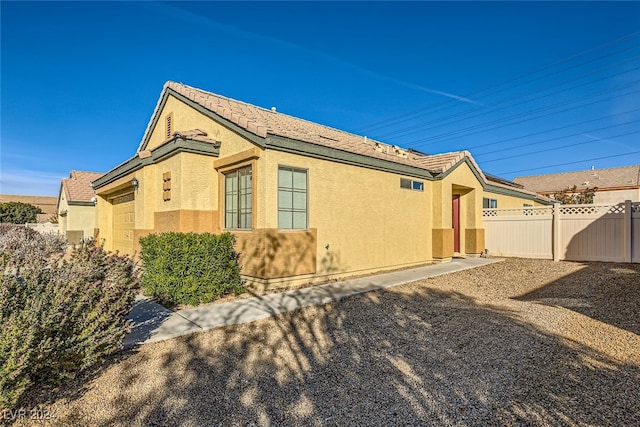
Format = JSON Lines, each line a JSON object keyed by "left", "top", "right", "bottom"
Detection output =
{"left": 483, "top": 206, "right": 552, "bottom": 217}
{"left": 484, "top": 202, "right": 637, "bottom": 217}
{"left": 559, "top": 204, "right": 625, "bottom": 215}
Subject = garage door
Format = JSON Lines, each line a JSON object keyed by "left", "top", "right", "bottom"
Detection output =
{"left": 112, "top": 192, "right": 135, "bottom": 255}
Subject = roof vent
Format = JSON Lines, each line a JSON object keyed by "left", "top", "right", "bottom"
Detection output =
{"left": 271, "top": 107, "right": 277, "bottom": 112}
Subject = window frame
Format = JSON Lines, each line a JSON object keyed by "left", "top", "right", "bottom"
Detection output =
{"left": 400, "top": 177, "right": 424, "bottom": 192}
{"left": 277, "top": 165, "right": 308, "bottom": 230}
{"left": 483, "top": 197, "right": 498, "bottom": 209}
{"left": 224, "top": 165, "right": 253, "bottom": 230}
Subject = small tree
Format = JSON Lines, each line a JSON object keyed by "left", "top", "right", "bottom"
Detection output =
{"left": 0, "top": 202, "right": 42, "bottom": 224}
{"left": 552, "top": 185, "right": 598, "bottom": 204}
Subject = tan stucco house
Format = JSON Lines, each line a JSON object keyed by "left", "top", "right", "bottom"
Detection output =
{"left": 93, "top": 81, "right": 548, "bottom": 285}
{"left": 514, "top": 165, "right": 640, "bottom": 204}
{"left": 57, "top": 170, "right": 103, "bottom": 243}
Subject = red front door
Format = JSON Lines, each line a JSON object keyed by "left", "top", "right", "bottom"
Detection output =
{"left": 452, "top": 195, "right": 460, "bottom": 253}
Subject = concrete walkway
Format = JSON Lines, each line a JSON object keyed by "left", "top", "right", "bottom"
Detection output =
{"left": 123, "top": 257, "right": 502, "bottom": 349}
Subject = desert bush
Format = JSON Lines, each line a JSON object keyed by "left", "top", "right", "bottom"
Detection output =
{"left": 0, "top": 202, "right": 42, "bottom": 224}
{"left": 0, "top": 225, "right": 139, "bottom": 410}
{"left": 139, "top": 232, "right": 242, "bottom": 306}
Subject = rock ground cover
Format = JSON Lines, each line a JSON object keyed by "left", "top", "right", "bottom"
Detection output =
{"left": 11, "top": 258, "right": 640, "bottom": 426}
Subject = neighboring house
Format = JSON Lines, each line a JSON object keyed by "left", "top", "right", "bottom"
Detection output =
{"left": 514, "top": 165, "right": 640, "bottom": 204}
{"left": 92, "top": 81, "right": 548, "bottom": 285}
{"left": 57, "top": 171, "right": 103, "bottom": 243}
{"left": 0, "top": 194, "right": 58, "bottom": 223}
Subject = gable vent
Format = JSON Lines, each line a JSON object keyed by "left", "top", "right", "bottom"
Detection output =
{"left": 166, "top": 113, "right": 173, "bottom": 140}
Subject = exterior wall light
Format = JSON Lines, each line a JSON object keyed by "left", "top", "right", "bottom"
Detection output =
{"left": 131, "top": 177, "right": 139, "bottom": 190}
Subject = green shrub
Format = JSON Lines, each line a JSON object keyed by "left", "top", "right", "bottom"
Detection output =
{"left": 139, "top": 232, "right": 242, "bottom": 306}
{"left": 0, "top": 202, "right": 42, "bottom": 224}
{"left": 0, "top": 225, "right": 139, "bottom": 410}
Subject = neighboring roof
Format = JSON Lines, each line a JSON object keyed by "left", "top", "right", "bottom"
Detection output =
{"left": 60, "top": 171, "right": 103, "bottom": 203}
{"left": 484, "top": 172, "right": 525, "bottom": 189}
{"left": 514, "top": 165, "right": 640, "bottom": 193}
{"left": 0, "top": 194, "right": 57, "bottom": 215}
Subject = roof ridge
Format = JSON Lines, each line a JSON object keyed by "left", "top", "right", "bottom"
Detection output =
{"left": 515, "top": 164, "right": 640, "bottom": 179}
{"left": 70, "top": 170, "right": 103, "bottom": 174}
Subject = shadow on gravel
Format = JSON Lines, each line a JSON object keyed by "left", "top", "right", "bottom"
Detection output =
{"left": 515, "top": 261, "right": 640, "bottom": 335}
{"left": 32, "top": 283, "right": 640, "bottom": 426}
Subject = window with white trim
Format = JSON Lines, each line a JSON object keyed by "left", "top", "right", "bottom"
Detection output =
{"left": 278, "top": 166, "right": 308, "bottom": 229}
{"left": 225, "top": 165, "right": 252, "bottom": 229}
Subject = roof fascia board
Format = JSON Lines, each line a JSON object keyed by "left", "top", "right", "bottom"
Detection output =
{"left": 92, "top": 156, "right": 142, "bottom": 189}
{"left": 484, "top": 183, "right": 551, "bottom": 204}
{"left": 265, "top": 135, "right": 435, "bottom": 180}
{"left": 137, "top": 90, "right": 170, "bottom": 152}
{"left": 436, "top": 157, "right": 486, "bottom": 184}
{"left": 152, "top": 137, "right": 220, "bottom": 163}
{"left": 436, "top": 157, "right": 551, "bottom": 204}
{"left": 94, "top": 138, "right": 220, "bottom": 189}
{"left": 138, "top": 88, "right": 267, "bottom": 152}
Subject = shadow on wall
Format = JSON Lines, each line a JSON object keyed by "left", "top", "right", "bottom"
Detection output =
{"left": 19, "top": 284, "right": 640, "bottom": 425}
{"left": 515, "top": 261, "right": 640, "bottom": 335}
{"left": 236, "top": 229, "right": 348, "bottom": 284}
{"left": 562, "top": 203, "right": 632, "bottom": 263}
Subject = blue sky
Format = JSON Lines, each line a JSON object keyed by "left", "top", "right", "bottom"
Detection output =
{"left": 2, "top": 1, "right": 639, "bottom": 196}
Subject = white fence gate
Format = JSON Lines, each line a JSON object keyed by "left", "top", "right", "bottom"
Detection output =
{"left": 483, "top": 201, "right": 639, "bottom": 263}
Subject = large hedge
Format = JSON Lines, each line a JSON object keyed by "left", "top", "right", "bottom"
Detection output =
{"left": 0, "top": 201, "right": 42, "bottom": 224}
{"left": 139, "top": 232, "right": 242, "bottom": 307}
{"left": 0, "top": 225, "right": 139, "bottom": 410}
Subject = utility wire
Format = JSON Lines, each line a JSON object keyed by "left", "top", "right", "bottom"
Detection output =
{"left": 480, "top": 129, "right": 640, "bottom": 164}
{"left": 464, "top": 106, "right": 640, "bottom": 152}
{"left": 379, "top": 59, "right": 640, "bottom": 141}
{"left": 496, "top": 150, "right": 640, "bottom": 176}
{"left": 406, "top": 84, "right": 640, "bottom": 148}
{"left": 474, "top": 118, "right": 640, "bottom": 158}
{"left": 356, "top": 32, "right": 640, "bottom": 133}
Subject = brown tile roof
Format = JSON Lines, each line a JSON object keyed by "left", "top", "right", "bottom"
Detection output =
{"left": 514, "top": 165, "right": 640, "bottom": 193}
{"left": 136, "top": 82, "right": 541, "bottom": 200}
{"left": 61, "top": 171, "right": 103, "bottom": 203}
{"left": 157, "top": 81, "right": 443, "bottom": 172}
{"left": 0, "top": 194, "right": 58, "bottom": 215}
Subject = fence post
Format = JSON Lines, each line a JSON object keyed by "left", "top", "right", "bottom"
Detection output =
{"left": 553, "top": 203, "right": 560, "bottom": 262}
{"left": 624, "top": 200, "right": 632, "bottom": 263}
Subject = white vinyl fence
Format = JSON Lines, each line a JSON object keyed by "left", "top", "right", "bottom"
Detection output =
{"left": 483, "top": 201, "right": 639, "bottom": 263}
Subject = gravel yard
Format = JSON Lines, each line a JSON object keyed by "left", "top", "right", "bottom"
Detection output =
{"left": 12, "top": 258, "right": 640, "bottom": 426}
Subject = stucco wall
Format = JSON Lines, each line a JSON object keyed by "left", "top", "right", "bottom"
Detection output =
{"left": 57, "top": 190, "right": 96, "bottom": 241}
{"left": 593, "top": 188, "right": 640, "bottom": 204}
{"left": 145, "top": 95, "right": 257, "bottom": 157}
{"left": 259, "top": 149, "right": 433, "bottom": 277}
{"left": 435, "top": 163, "right": 484, "bottom": 256}
{"left": 96, "top": 195, "right": 114, "bottom": 251}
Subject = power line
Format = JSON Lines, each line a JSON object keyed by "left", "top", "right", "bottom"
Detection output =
{"left": 356, "top": 32, "right": 640, "bottom": 133}
{"left": 495, "top": 150, "right": 640, "bottom": 176}
{"left": 474, "top": 118, "right": 640, "bottom": 158}
{"left": 480, "top": 129, "right": 640, "bottom": 164}
{"left": 379, "top": 59, "right": 640, "bottom": 141}
{"left": 464, "top": 106, "right": 640, "bottom": 152}
{"left": 405, "top": 84, "right": 640, "bottom": 149}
